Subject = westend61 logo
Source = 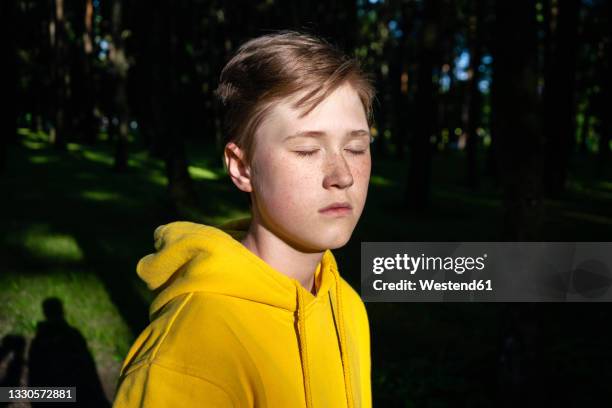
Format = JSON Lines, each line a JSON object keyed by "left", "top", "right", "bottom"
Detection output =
{"left": 361, "top": 242, "right": 612, "bottom": 302}
{"left": 372, "top": 253, "right": 488, "bottom": 275}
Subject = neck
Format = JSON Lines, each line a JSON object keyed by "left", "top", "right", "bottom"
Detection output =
{"left": 240, "top": 218, "right": 323, "bottom": 294}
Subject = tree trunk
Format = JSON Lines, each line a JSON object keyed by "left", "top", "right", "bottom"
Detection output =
{"left": 406, "top": 0, "right": 439, "bottom": 210}
{"left": 110, "top": 0, "right": 130, "bottom": 172}
{"left": 465, "top": 0, "right": 484, "bottom": 190}
{"left": 0, "top": 0, "right": 17, "bottom": 172}
{"left": 149, "top": 1, "right": 198, "bottom": 212}
{"left": 51, "top": 0, "right": 68, "bottom": 150}
{"left": 542, "top": 0, "right": 580, "bottom": 197}
{"left": 79, "top": 0, "right": 97, "bottom": 145}
{"left": 493, "top": 1, "right": 544, "bottom": 240}
{"left": 597, "top": 1, "right": 612, "bottom": 173}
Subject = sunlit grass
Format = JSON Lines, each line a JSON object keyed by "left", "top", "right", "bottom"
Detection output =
{"left": 28, "top": 154, "right": 59, "bottom": 164}
{"left": 0, "top": 127, "right": 308, "bottom": 400}
{"left": 0, "top": 269, "right": 133, "bottom": 364}
{"left": 22, "top": 139, "right": 47, "bottom": 150}
{"left": 67, "top": 142, "right": 83, "bottom": 152}
{"left": 188, "top": 165, "right": 221, "bottom": 180}
{"left": 80, "top": 190, "right": 126, "bottom": 203}
{"left": 5, "top": 224, "right": 86, "bottom": 264}
{"left": 148, "top": 171, "right": 168, "bottom": 186}
{"left": 82, "top": 150, "right": 114, "bottom": 166}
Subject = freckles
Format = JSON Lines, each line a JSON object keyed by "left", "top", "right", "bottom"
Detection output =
{"left": 350, "top": 161, "right": 371, "bottom": 199}
{"left": 351, "top": 159, "right": 371, "bottom": 180}
{"left": 258, "top": 151, "right": 322, "bottom": 212}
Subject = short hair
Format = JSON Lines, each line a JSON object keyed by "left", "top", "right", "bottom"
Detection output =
{"left": 214, "top": 30, "right": 376, "bottom": 167}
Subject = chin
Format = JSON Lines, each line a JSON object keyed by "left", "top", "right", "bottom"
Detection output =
{"left": 282, "top": 221, "right": 356, "bottom": 252}
{"left": 314, "top": 230, "right": 353, "bottom": 250}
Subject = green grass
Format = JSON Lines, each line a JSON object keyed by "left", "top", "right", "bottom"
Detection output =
{"left": 2, "top": 128, "right": 612, "bottom": 406}
{"left": 0, "top": 268, "right": 132, "bottom": 363}
{"left": 1, "top": 129, "right": 248, "bottom": 399}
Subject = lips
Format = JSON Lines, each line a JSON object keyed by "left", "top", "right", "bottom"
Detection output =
{"left": 319, "top": 202, "right": 353, "bottom": 212}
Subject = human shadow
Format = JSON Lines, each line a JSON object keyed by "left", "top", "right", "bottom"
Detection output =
{"left": 28, "top": 297, "right": 110, "bottom": 407}
{"left": 0, "top": 334, "right": 26, "bottom": 408}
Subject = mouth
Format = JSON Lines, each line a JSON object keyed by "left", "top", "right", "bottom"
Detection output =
{"left": 318, "top": 202, "right": 353, "bottom": 216}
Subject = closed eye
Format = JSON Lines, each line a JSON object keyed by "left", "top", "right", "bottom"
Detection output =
{"left": 294, "top": 148, "right": 367, "bottom": 157}
{"left": 294, "top": 150, "right": 319, "bottom": 157}
{"left": 346, "top": 149, "right": 367, "bottom": 155}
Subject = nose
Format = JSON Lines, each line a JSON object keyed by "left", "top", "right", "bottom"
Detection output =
{"left": 322, "top": 152, "right": 354, "bottom": 189}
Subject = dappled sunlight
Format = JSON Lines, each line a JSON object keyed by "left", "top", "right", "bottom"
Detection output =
{"left": 188, "top": 165, "right": 221, "bottom": 180}
{"left": 566, "top": 179, "right": 612, "bottom": 201}
{"left": 6, "top": 224, "right": 86, "bottom": 264}
{"left": 82, "top": 150, "right": 114, "bottom": 166}
{"left": 596, "top": 181, "right": 612, "bottom": 192}
{"left": 369, "top": 175, "right": 396, "bottom": 187}
{"left": 0, "top": 271, "right": 131, "bottom": 353}
{"left": 0, "top": 270, "right": 132, "bottom": 401}
{"left": 80, "top": 189, "right": 127, "bottom": 203}
{"left": 67, "top": 143, "right": 83, "bottom": 152}
{"left": 24, "top": 231, "right": 85, "bottom": 264}
{"left": 22, "top": 139, "right": 47, "bottom": 150}
{"left": 28, "top": 155, "right": 59, "bottom": 164}
{"left": 147, "top": 171, "right": 168, "bottom": 186}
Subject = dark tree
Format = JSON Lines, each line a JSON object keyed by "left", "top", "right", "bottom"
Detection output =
{"left": 391, "top": 1, "right": 415, "bottom": 160}
{"left": 465, "top": 0, "right": 485, "bottom": 190}
{"left": 0, "top": 0, "right": 18, "bottom": 172}
{"left": 51, "top": 0, "right": 69, "bottom": 150}
{"left": 406, "top": 0, "right": 440, "bottom": 210}
{"left": 595, "top": 0, "right": 612, "bottom": 172}
{"left": 493, "top": 1, "right": 543, "bottom": 240}
{"left": 72, "top": 0, "right": 97, "bottom": 145}
{"left": 109, "top": 0, "right": 130, "bottom": 172}
{"left": 542, "top": 0, "right": 580, "bottom": 197}
{"left": 146, "top": 0, "right": 198, "bottom": 211}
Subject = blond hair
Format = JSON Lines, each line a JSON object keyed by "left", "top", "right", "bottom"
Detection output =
{"left": 214, "top": 30, "right": 376, "bottom": 165}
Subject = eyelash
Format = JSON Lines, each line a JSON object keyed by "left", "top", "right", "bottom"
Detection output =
{"left": 294, "top": 149, "right": 367, "bottom": 157}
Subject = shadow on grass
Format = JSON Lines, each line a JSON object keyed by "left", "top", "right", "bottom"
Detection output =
{"left": 0, "top": 298, "right": 109, "bottom": 407}
{"left": 28, "top": 297, "right": 109, "bottom": 407}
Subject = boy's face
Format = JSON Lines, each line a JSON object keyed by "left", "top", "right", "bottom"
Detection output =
{"left": 237, "top": 82, "right": 371, "bottom": 252}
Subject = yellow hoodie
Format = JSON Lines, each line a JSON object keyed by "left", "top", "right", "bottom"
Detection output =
{"left": 112, "top": 218, "right": 372, "bottom": 408}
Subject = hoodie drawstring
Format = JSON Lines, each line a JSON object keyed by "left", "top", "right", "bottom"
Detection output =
{"left": 294, "top": 267, "right": 354, "bottom": 408}
{"left": 331, "top": 269, "right": 355, "bottom": 408}
{"left": 295, "top": 282, "right": 314, "bottom": 408}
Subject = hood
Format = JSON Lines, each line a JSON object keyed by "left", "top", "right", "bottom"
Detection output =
{"left": 136, "top": 218, "right": 356, "bottom": 408}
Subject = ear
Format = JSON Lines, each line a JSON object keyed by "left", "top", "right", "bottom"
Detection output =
{"left": 224, "top": 142, "right": 253, "bottom": 193}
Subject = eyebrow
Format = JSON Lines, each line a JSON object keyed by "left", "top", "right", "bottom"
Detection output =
{"left": 283, "top": 129, "right": 371, "bottom": 142}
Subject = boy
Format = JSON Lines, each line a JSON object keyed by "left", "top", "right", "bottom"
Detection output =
{"left": 113, "top": 30, "right": 376, "bottom": 407}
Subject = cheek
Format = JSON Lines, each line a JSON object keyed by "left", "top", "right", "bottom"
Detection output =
{"left": 254, "top": 152, "right": 320, "bottom": 212}
{"left": 352, "top": 155, "right": 372, "bottom": 190}
{"left": 349, "top": 156, "right": 371, "bottom": 216}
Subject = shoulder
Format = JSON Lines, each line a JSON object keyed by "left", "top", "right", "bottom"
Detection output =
{"left": 121, "top": 292, "right": 255, "bottom": 379}
{"left": 154, "top": 292, "right": 257, "bottom": 359}
{"left": 114, "top": 359, "right": 238, "bottom": 408}
{"left": 118, "top": 292, "right": 259, "bottom": 406}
